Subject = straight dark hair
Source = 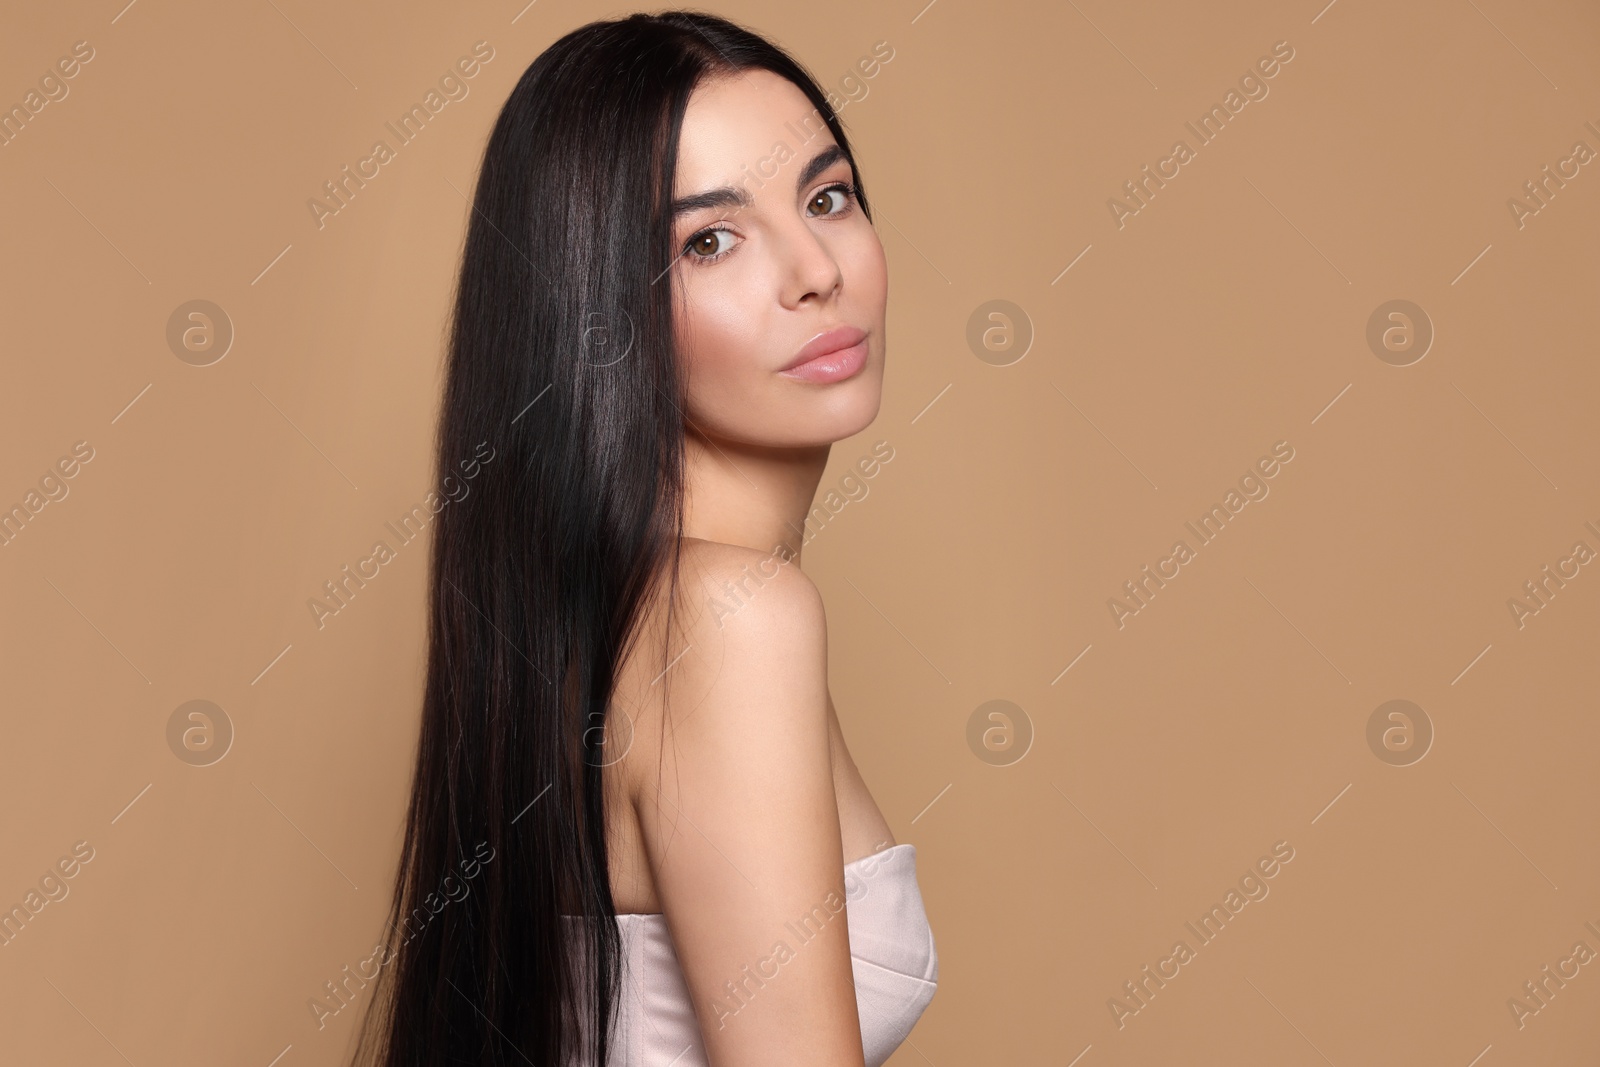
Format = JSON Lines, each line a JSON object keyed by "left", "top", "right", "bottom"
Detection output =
{"left": 348, "top": 10, "right": 873, "bottom": 1066}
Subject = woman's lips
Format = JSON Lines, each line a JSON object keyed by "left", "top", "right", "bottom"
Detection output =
{"left": 778, "top": 338, "right": 868, "bottom": 383}
{"left": 779, "top": 327, "right": 869, "bottom": 383}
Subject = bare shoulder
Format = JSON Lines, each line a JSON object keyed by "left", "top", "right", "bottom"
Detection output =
{"left": 649, "top": 536, "right": 829, "bottom": 748}
{"left": 614, "top": 539, "right": 824, "bottom": 795}
{"left": 672, "top": 537, "right": 825, "bottom": 653}
{"left": 629, "top": 538, "right": 864, "bottom": 1063}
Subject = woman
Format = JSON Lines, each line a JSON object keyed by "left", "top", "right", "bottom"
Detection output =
{"left": 350, "top": 11, "right": 937, "bottom": 1066}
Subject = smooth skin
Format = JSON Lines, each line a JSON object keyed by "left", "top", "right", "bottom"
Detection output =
{"left": 602, "top": 68, "right": 897, "bottom": 1066}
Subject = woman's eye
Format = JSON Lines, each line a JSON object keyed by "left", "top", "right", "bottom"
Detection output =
{"left": 684, "top": 226, "right": 733, "bottom": 261}
{"left": 807, "top": 182, "right": 856, "bottom": 217}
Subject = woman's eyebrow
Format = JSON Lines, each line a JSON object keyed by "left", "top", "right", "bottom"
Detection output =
{"left": 670, "top": 143, "right": 846, "bottom": 221}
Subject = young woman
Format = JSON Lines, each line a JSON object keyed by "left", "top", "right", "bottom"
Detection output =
{"left": 351, "top": 12, "right": 937, "bottom": 1066}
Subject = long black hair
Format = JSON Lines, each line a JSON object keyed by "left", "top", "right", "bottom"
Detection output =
{"left": 348, "top": 10, "right": 873, "bottom": 1066}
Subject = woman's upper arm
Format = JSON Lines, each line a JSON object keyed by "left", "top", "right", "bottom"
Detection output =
{"left": 634, "top": 546, "right": 866, "bottom": 1067}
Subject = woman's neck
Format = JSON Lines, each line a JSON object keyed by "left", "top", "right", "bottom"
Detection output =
{"left": 680, "top": 426, "right": 829, "bottom": 566}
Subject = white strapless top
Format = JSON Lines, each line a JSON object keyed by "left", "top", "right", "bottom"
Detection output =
{"left": 563, "top": 843, "right": 938, "bottom": 1066}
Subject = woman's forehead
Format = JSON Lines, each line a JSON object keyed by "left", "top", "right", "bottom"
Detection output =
{"left": 674, "top": 70, "right": 834, "bottom": 195}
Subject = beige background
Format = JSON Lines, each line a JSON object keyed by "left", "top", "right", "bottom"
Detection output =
{"left": 2, "top": 0, "right": 1598, "bottom": 1063}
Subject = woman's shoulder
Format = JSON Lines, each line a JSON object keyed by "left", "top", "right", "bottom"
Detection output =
{"left": 624, "top": 536, "right": 829, "bottom": 753}
{"left": 619, "top": 536, "right": 836, "bottom": 868}
{"left": 672, "top": 536, "right": 825, "bottom": 638}
{"left": 620, "top": 540, "right": 861, "bottom": 1065}
{"left": 675, "top": 535, "right": 810, "bottom": 587}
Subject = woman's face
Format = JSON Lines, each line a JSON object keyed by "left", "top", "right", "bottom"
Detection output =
{"left": 668, "top": 69, "right": 888, "bottom": 449}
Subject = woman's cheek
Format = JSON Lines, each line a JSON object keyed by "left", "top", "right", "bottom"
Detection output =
{"left": 708, "top": 284, "right": 768, "bottom": 365}
{"left": 851, "top": 228, "right": 888, "bottom": 297}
